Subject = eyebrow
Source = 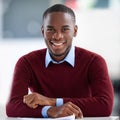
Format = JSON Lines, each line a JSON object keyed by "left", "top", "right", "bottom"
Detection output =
{"left": 62, "top": 25, "right": 70, "bottom": 28}
{"left": 46, "top": 25, "right": 70, "bottom": 28}
{"left": 46, "top": 25, "right": 53, "bottom": 28}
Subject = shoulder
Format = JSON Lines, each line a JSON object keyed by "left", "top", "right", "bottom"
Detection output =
{"left": 24, "top": 48, "right": 46, "bottom": 58}
{"left": 17, "top": 48, "right": 47, "bottom": 63}
{"left": 75, "top": 46, "right": 103, "bottom": 58}
{"left": 75, "top": 46, "right": 106, "bottom": 63}
{"left": 75, "top": 47, "right": 108, "bottom": 73}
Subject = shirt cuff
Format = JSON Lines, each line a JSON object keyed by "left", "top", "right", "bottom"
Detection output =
{"left": 41, "top": 106, "right": 52, "bottom": 118}
{"left": 56, "top": 98, "right": 63, "bottom": 106}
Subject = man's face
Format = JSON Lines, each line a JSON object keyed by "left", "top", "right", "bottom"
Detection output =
{"left": 42, "top": 12, "right": 78, "bottom": 61}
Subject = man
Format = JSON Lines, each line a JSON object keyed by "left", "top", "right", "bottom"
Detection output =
{"left": 6, "top": 4, "right": 114, "bottom": 118}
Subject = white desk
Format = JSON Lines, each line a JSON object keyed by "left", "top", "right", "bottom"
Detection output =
{"left": 0, "top": 116, "right": 119, "bottom": 120}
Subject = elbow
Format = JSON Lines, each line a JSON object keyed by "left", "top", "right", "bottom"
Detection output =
{"left": 105, "top": 102, "right": 113, "bottom": 116}
{"left": 6, "top": 110, "right": 14, "bottom": 117}
{"left": 6, "top": 103, "right": 15, "bottom": 117}
{"left": 101, "top": 97, "right": 114, "bottom": 116}
{"left": 6, "top": 102, "right": 20, "bottom": 117}
{"left": 103, "top": 105, "right": 113, "bottom": 116}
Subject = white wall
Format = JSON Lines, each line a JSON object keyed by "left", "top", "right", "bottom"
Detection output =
{"left": 74, "top": 9, "right": 120, "bottom": 79}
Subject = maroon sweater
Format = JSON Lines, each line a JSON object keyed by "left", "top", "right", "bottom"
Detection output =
{"left": 6, "top": 47, "right": 114, "bottom": 117}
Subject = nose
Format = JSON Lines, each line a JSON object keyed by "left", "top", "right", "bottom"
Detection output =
{"left": 52, "top": 31, "right": 63, "bottom": 40}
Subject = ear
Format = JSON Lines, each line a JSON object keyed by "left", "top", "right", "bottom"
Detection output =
{"left": 41, "top": 26, "right": 44, "bottom": 37}
{"left": 73, "top": 25, "right": 78, "bottom": 37}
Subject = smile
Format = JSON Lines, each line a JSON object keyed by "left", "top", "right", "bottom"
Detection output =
{"left": 50, "top": 41, "right": 65, "bottom": 46}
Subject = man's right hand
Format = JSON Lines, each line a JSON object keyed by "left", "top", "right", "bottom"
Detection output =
{"left": 23, "top": 92, "right": 56, "bottom": 108}
{"left": 47, "top": 102, "right": 83, "bottom": 118}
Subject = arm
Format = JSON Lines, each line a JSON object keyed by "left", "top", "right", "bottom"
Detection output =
{"left": 63, "top": 55, "right": 114, "bottom": 117}
{"left": 23, "top": 93, "right": 83, "bottom": 118}
{"left": 6, "top": 56, "right": 44, "bottom": 117}
{"left": 23, "top": 55, "right": 114, "bottom": 117}
{"left": 6, "top": 56, "right": 83, "bottom": 118}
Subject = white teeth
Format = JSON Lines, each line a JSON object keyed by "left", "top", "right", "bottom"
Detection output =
{"left": 51, "top": 41, "right": 64, "bottom": 46}
{"left": 53, "top": 43, "right": 63, "bottom": 46}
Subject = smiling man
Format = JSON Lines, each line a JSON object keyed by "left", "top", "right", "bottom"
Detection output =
{"left": 42, "top": 9, "right": 77, "bottom": 62}
{"left": 6, "top": 4, "right": 114, "bottom": 118}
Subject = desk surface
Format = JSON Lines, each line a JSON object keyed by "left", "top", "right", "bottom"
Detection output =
{"left": 0, "top": 116, "right": 119, "bottom": 120}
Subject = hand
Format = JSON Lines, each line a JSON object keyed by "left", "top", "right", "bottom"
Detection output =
{"left": 23, "top": 92, "right": 56, "bottom": 109}
{"left": 47, "top": 102, "right": 83, "bottom": 119}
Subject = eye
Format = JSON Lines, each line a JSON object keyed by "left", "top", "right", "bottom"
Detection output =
{"left": 62, "top": 27, "right": 70, "bottom": 32}
{"left": 47, "top": 28, "right": 55, "bottom": 33}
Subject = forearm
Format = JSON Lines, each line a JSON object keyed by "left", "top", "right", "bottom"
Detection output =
{"left": 6, "top": 98, "right": 43, "bottom": 118}
{"left": 63, "top": 95, "right": 113, "bottom": 117}
{"left": 47, "top": 102, "right": 83, "bottom": 118}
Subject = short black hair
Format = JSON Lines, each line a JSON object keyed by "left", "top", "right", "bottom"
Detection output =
{"left": 42, "top": 4, "right": 76, "bottom": 23}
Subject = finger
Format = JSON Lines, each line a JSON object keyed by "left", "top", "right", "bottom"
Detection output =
{"left": 23, "top": 94, "right": 34, "bottom": 104}
{"left": 67, "top": 102, "right": 83, "bottom": 118}
{"left": 30, "top": 103, "right": 39, "bottom": 109}
{"left": 58, "top": 105, "right": 78, "bottom": 118}
{"left": 25, "top": 101, "right": 39, "bottom": 109}
{"left": 78, "top": 111, "right": 83, "bottom": 119}
{"left": 65, "top": 109, "right": 76, "bottom": 116}
{"left": 67, "top": 105, "right": 80, "bottom": 117}
{"left": 69, "top": 102, "right": 80, "bottom": 111}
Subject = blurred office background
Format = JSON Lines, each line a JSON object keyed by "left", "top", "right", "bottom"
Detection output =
{"left": 0, "top": 0, "right": 120, "bottom": 116}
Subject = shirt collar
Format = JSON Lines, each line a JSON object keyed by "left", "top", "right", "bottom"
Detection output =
{"left": 45, "top": 46, "right": 75, "bottom": 67}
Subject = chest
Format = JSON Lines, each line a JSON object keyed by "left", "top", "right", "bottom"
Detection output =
{"left": 33, "top": 62, "right": 91, "bottom": 97}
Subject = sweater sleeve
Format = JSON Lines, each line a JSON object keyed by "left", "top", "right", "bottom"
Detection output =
{"left": 63, "top": 55, "right": 114, "bottom": 117}
{"left": 6, "top": 56, "right": 44, "bottom": 118}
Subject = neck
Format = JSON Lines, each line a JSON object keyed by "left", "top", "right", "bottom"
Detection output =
{"left": 50, "top": 47, "right": 71, "bottom": 62}
{"left": 51, "top": 54, "right": 66, "bottom": 62}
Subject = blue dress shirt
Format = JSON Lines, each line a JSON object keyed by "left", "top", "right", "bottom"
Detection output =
{"left": 45, "top": 45, "right": 75, "bottom": 67}
{"left": 42, "top": 45, "right": 75, "bottom": 117}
